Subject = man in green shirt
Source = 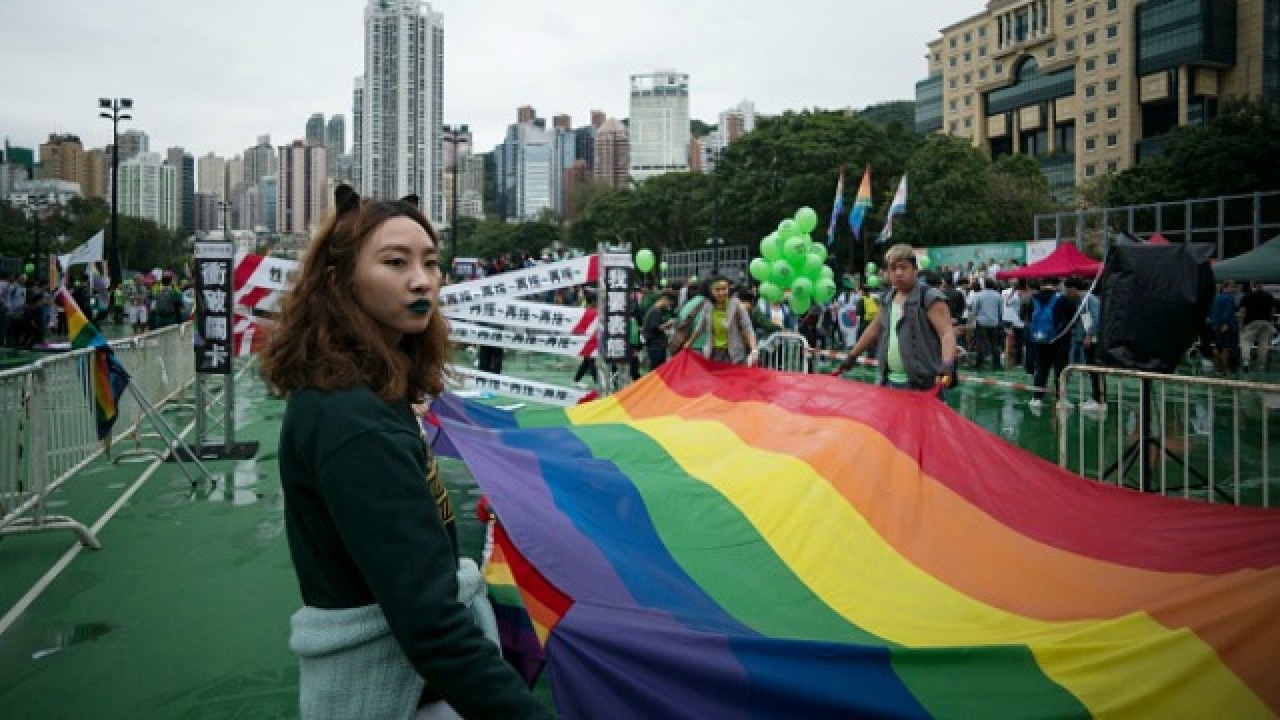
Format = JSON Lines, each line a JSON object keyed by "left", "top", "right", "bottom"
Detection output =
{"left": 831, "top": 244, "right": 957, "bottom": 394}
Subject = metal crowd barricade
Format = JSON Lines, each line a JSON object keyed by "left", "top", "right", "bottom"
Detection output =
{"left": 0, "top": 324, "right": 197, "bottom": 547}
{"left": 1059, "top": 364, "right": 1280, "bottom": 508}
{"left": 1, "top": 347, "right": 103, "bottom": 547}
{"left": 757, "top": 332, "right": 813, "bottom": 374}
{"left": 108, "top": 324, "right": 197, "bottom": 463}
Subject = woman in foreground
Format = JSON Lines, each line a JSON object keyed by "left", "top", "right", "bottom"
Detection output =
{"left": 260, "top": 186, "right": 554, "bottom": 719}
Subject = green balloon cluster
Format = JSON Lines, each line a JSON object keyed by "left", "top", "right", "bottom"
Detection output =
{"left": 751, "top": 207, "right": 835, "bottom": 314}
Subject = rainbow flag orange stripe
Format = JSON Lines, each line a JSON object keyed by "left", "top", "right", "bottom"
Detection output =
{"left": 437, "top": 353, "right": 1280, "bottom": 718}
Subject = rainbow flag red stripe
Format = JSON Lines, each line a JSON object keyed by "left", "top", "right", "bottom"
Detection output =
{"left": 437, "top": 353, "right": 1280, "bottom": 718}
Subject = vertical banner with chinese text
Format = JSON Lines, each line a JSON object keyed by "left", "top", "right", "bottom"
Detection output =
{"left": 600, "top": 250, "right": 633, "bottom": 363}
{"left": 195, "top": 241, "right": 234, "bottom": 374}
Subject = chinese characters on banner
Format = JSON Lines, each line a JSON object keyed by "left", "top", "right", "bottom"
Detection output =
{"left": 195, "top": 241, "right": 234, "bottom": 374}
{"left": 601, "top": 252, "right": 633, "bottom": 362}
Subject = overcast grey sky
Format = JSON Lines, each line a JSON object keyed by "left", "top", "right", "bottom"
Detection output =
{"left": 1, "top": 0, "right": 978, "bottom": 159}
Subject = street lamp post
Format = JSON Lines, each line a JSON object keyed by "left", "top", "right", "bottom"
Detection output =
{"left": 98, "top": 97, "right": 132, "bottom": 289}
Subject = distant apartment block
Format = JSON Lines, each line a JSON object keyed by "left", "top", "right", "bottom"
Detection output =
{"left": 277, "top": 141, "right": 328, "bottom": 235}
{"left": 915, "top": 0, "right": 1280, "bottom": 197}
{"left": 356, "top": 0, "right": 445, "bottom": 224}
{"left": 118, "top": 152, "right": 177, "bottom": 229}
{"left": 629, "top": 70, "right": 691, "bottom": 181}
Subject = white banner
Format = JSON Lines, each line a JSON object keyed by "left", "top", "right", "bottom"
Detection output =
{"left": 449, "top": 319, "right": 597, "bottom": 358}
{"left": 442, "top": 298, "right": 597, "bottom": 335}
{"left": 57, "top": 229, "right": 104, "bottom": 269}
{"left": 448, "top": 366, "right": 592, "bottom": 407}
{"left": 1025, "top": 240, "right": 1058, "bottom": 266}
{"left": 440, "top": 255, "right": 597, "bottom": 309}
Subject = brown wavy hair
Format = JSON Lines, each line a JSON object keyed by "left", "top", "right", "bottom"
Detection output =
{"left": 259, "top": 188, "right": 451, "bottom": 401}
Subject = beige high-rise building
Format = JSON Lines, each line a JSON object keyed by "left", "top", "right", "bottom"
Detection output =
{"left": 916, "top": 0, "right": 1279, "bottom": 198}
{"left": 37, "top": 134, "right": 86, "bottom": 188}
{"left": 83, "top": 148, "right": 106, "bottom": 199}
{"left": 594, "top": 117, "right": 630, "bottom": 189}
{"left": 198, "top": 152, "right": 228, "bottom": 199}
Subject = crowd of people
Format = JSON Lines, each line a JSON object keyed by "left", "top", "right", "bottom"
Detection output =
{"left": 0, "top": 270, "right": 190, "bottom": 350}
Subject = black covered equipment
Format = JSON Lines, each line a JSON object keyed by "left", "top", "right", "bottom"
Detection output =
{"left": 1097, "top": 243, "right": 1215, "bottom": 372}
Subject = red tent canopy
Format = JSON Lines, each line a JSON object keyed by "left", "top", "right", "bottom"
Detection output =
{"left": 996, "top": 243, "right": 1103, "bottom": 280}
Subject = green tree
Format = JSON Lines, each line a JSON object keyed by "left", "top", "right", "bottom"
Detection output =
{"left": 896, "top": 134, "right": 997, "bottom": 245}
{"left": 1106, "top": 99, "right": 1280, "bottom": 205}
{"left": 987, "top": 154, "right": 1058, "bottom": 240}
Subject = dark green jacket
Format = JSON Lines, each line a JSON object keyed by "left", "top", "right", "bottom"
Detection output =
{"left": 279, "top": 385, "right": 552, "bottom": 719}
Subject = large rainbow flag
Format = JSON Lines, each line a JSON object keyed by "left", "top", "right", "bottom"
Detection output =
{"left": 54, "top": 287, "right": 130, "bottom": 440}
{"left": 435, "top": 352, "right": 1280, "bottom": 718}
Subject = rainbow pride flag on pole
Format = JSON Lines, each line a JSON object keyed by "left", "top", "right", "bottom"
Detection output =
{"left": 847, "top": 163, "right": 872, "bottom": 243}
{"left": 826, "top": 166, "right": 845, "bottom": 247}
{"left": 436, "top": 353, "right": 1280, "bottom": 718}
{"left": 54, "top": 287, "right": 130, "bottom": 440}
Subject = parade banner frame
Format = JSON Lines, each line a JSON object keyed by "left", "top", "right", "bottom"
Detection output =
{"left": 191, "top": 241, "right": 257, "bottom": 461}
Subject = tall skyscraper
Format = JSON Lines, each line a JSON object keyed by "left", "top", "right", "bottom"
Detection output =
{"left": 243, "top": 135, "right": 276, "bottom": 188}
{"left": 306, "top": 113, "right": 326, "bottom": 147}
{"left": 278, "top": 140, "right": 328, "bottom": 235}
{"left": 355, "top": 0, "right": 445, "bottom": 224}
{"left": 594, "top": 117, "right": 630, "bottom": 189}
{"left": 325, "top": 114, "right": 346, "bottom": 180}
{"left": 352, "top": 78, "right": 364, "bottom": 190}
{"left": 553, "top": 114, "right": 572, "bottom": 131}
{"left": 166, "top": 147, "right": 195, "bottom": 232}
{"left": 517, "top": 105, "right": 537, "bottom": 123}
{"left": 628, "top": 70, "right": 690, "bottom": 181}
{"left": 197, "top": 152, "right": 227, "bottom": 199}
{"left": 118, "top": 152, "right": 178, "bottom": 229}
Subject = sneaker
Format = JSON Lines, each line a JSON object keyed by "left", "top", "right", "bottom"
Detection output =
{"left": 1028, "top": 398, "right": 1043, "bottom": 409}
{"left": 573, "top": 381, "right": 589, "bottom": 389}
{"left": 1081, "top": 400, "right": 1104, "bottom": 413}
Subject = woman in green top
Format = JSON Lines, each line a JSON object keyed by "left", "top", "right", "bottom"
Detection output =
{"left": 260, "top": 186, "right": 553, "bottom": 720}
{"left": 678, "top": 276, "right": 759, "bottom": 365}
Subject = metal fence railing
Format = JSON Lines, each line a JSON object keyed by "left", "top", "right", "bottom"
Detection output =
{"left": 757, "top": 332, "right": 813, "bottom": 374}
{"left": 0, "top": 324, "right": 196, "bottom": 547}
{"left": 1058, "top": 365, "right": 1280, "bottom": 508}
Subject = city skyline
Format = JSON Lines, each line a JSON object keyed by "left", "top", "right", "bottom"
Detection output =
{"left": 0, "top": 0, "right": 969, "bottom": 160}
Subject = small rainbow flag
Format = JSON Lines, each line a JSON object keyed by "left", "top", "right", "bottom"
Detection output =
{"left": 55, "top": 287, "right": 130, "bottom": 440}
{"left": 848, "top": 163, "right": 872, "bottom": 242}
{"left": 437, "top": 353, "right": 1280, "bottom": 718}
{"left": 826, "top": 166, "right": 845, "bottom": 247}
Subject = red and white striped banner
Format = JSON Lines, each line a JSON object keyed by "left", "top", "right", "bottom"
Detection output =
{"left": 439, "top": 255, "right": 597, "bottom": 309}
{"left": 449, "top": 320, "right": 597, "bottom": 358}
{"left": 233, "top": 312, "right": 275, "bottom": 357}
{"left": 442, "top": 298, "right": 597, "bottom": 335}
{"left": 448, "top": 367, "right": 594, "bottom": 407}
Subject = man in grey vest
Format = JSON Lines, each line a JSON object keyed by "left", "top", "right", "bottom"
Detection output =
{"left": 831, "top": 244, "right": 958, "bottom": 394}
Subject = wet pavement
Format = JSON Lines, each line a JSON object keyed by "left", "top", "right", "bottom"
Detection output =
{"left": 0, "top": 349, "right": 1276, "bottom": 717}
